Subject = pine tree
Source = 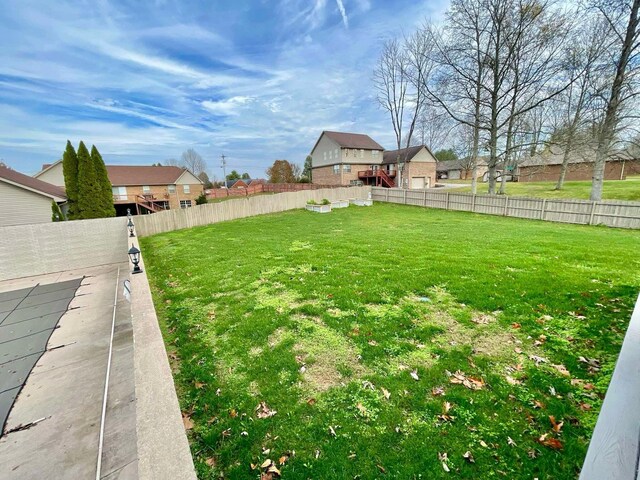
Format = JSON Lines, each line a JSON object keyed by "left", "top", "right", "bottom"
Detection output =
{"left": 51, "top": 201, "right": 65, "bottom": 222}
{"left": 91, "top": 145, "right": 115, "bottom": 217}
{"left": 62, "top": 141, "right": 79, "bottom": 219}
{"left": 76, "top": 141, "right": 99, "bottom": 219}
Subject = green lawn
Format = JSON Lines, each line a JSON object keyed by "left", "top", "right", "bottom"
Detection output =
{"left": 443, "top": 175, "right": 640, "bottom": 201}
{"left": 141, "top": 204, "right": 640, "bottom": 479}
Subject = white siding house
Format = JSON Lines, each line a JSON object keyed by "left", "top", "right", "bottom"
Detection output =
{"left": 0, "top": 165, "right": 67, "bottom": 226}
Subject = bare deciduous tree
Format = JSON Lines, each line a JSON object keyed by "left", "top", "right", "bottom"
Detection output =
{"left": 590, "top": 0, "right": 640, "bottom": 200}
{"left": 180, "top": 148, "right": 207, "bottom": 176}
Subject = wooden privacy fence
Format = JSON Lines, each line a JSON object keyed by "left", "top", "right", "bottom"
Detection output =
{"left": 207, "top": 183, "right": 344, "bottom": 199}
{"left": 371, "top": 187, "right": 640, "bottom": 229}
{"left": 135, "top": 186, "right": 370, "bottom": 237}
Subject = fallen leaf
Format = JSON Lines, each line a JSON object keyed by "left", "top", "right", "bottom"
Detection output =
{"left": 505, "top": 375, "right": 521, "bottom": 386}
{"left": 479, "top": 440, "right": 488, "bottom": 448}
{"left": 241, "top": 431, "right": 248, "bottom": 436}
{"left": 537, "top": 434, "right": 563, "bottom": 450}
{"left": 442, "top": 462, "right": 450, "bottom": 473}
{"left": 584, "top": 383, "right": 595, "bottom": 391}
{"left": 256, "top": 402, "right": 277, "bottom": 419}
{"left": 221, "top": 428, "right": 231, "bottom": 438}
{"left": 443, "top": 401, "right": 452, "bottom": 413}
{"left": 182, "top": 413, "right": 194, "bottom": 430}
{"left": 377, "top": 464, "right": 386, "bottom": 474}
{"left": 195, "top": 381, "right": 205, "bottom": 389}
{"left": 356, "top": 403, "right": 368, "bottom": 416}
{"left": 511, "top": 322, "right": 521, "bottom": 329}
{"left": 507, "top": 436, "right": 516, "bottom": 447}
{"left": 410, "top": 370, "right": 420, "bottom": 381}
{"left": 463, "top": 451, "right": 475, "bottom": 463}
{"left": 449, "top": 370, "right": 485, "bottom": 390}
{"left": 381, "top": 387, "right": 391, "bottom": 400}
{"left": 552, "top": 364, "right": 570, "bottom": 376}
{"left": 230, "top": 409, "right": 238, "bottom": 418}
{"left": 278, "top": 455, "right": 289, "bottom": 465}
{"left": 307, "top": 398, "right": 317, "bottom": 406}
{"left": 549, "top": 415, "right": 563, "bottom": 433}
{"left": 329, "top": 425, "right": 337, "bottom": 437}
{"left": 533, "top": 400, "right": 545, "bottom": 409}
{"left": 514, "top": 347, "right": 523, "bottom": 354}
{"left": 205, "top": 457, "right": 216, "bottom": 467}
{"left": 432, "top": 386, "right": 445, "bottom": 396}
{"left": 260, "top": 473, "right": 273, "bottom": 480}
{"left": 529, "top": 355, "right": 548, "bottom": 365}
{"left": 579, "top": 402, "right": 592, "bottom": 411}
{"left": 260, "top": 459, "right": 272, "bottom": 469}
{"left": 267, "top": 465, "right": 281, "bottom": 475}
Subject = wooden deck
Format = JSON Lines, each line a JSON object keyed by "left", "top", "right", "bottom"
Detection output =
{"left": 580, "top": 293, "right": 640, "bottom": 479}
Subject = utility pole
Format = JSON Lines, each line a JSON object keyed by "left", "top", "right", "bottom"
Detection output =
{"left": 221, "top": 154, "right": 227, "bottom": 186}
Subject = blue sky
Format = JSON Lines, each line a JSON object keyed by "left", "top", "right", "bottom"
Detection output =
{"left": 0, "top": 0, "right": 449, "bottom": 178}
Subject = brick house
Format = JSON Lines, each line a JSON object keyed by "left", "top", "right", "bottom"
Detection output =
{"left": 34, "top": 161, "right": 204, "bottom": 215}
{"left": 382, "top": 145, "right": 437, "bottom": 189}
{"left": 309, "top": 131, "right": 436, "bottom": 189}
{"left": 514, "top": 147, "right": 628, "bottom": 182}
{"left": 310, "top": 131, "right": 385, "bottom": 186}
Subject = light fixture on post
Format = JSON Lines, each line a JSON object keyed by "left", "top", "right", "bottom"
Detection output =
{"left": 128, "top": 218, "right": 135, "bottom": 237}
{"left": 128, "top": 245, "right": 143, "bottom": 274}
{"left": 126, "top": 208, "right": 132, "bottom": 219}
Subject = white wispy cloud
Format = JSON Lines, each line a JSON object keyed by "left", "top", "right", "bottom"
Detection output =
{"left": 201, "top": 96, "right": 254, "bottom": 116}
{"left": 335, "top": 0, "right": 349, "bottom": 28}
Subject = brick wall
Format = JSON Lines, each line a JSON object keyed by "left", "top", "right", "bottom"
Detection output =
{"left": 116, "top": 184, "right": 204, "bottom": 210}
{"left": 312, "top": 165, "right": 343, "bottom": 186}
{"left": 404, "top": 162, "right": 437, "bottom": 188}
{"left": 517, "top": 162, "right": 625, "bottom": 182}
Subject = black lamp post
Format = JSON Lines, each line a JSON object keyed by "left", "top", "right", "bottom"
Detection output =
{"left": 128, "top": 218, "right": 135, "bottom": 237}
{"left": 126, "top": 208, "right": 132, "bottom": 219}
{"left": 128, "top": 245, "right": 143, "bottom": 274}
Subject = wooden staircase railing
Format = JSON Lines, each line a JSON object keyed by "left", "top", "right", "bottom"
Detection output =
{"left": 135, "top": 195, "right": 167, "bottom": 214}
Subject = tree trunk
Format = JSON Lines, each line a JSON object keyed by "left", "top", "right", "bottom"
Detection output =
{"left": 555, "top": 132, "right": 573, "bottom": 190}
{"left": 590, "top": 0, "right": 639, "bottom": 201}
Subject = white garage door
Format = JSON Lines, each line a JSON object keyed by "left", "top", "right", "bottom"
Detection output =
{"left": 411, "top": 177, "right": 426, "bottom": 189}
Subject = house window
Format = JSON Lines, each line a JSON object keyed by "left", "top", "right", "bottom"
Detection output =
{"left": 183, "top": 185, "right": 190, "bottom": 194}
{"left": 333, "top": 165, "right": 340, "bottom": 174}
{"left": 180, "top": 200, "right": 192, "bottom": 208}
{"left": 343, "top": 164, "right": 351, "bottom": 173}
{"left": 345, "top": 149, "right": 349, "bottom": 157}
{"left": 142, "top": 185, "right": 151, "bottom": 194}
{"left": 335, "top": 149, "right": 338, "bottom": 158}
{"left": 360, "top": 149, "right": 364, "bottom": 158}
{"left": 372, "top": 150, "right": 379, "bottom": 157}
{"left": 168, "top": 184, "right": 176, "bottom": 193}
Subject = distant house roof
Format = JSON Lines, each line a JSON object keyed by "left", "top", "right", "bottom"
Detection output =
{"left": 35, "top": 161, "right": 203, "bottom": 187}
{"left": 519, "top": 146, "right": 631, "bottom": 168}
{"left": 224, "top": 179, "right": 249, "bottom": 188}
{"left": 382, "top": 145, "right": 429, "bottom": 165}
{"left": 313, "top": 131, "right": 384, "bottom": 152}
{"left": 437, "top": 157, "right": 490, "bottom": 172}
{"left": 107, "top": 165, "right": 202, "bottom": 186}
{"left": 0, "top": 165, "right": 67, "bottom": 201}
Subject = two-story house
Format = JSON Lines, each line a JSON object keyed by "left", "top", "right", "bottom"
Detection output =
{"left": 34, "top": 162, "right": 203, "bottom": 215}
{"left": 310, "top": 131, "right": 386, "bottom": 186}
{"left": 309, "top": 131, "right": 437, "bottom": 189}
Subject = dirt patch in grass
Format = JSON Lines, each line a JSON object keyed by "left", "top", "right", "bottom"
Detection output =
{"left": 291, "top": 315, "right": 367, "bottom": 393}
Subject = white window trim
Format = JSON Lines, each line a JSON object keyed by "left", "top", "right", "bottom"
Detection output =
{"left": 183, "top": 185, "right": 190, "bottom": 194}
{"left": 168, "top": 184, "right": 176, "bottom": 193}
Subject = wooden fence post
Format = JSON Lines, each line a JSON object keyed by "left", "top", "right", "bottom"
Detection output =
{"left": 403, "top": 189, "right": 407, "bottom": 204}
{"left": 504, "top": 196, "right": 510, "bottom": 216}
{"left": 471, "top": 194, "right": 476, "bottom": 212}
{"left": 589, "top": 201, "right": 597, "bottom": 225}
{"left": 386, "top": 188, "right": 389, "bottom": 202}
{"left": 446, "top": 192, "right": 450, "bottom": 210}
{"left": 423, "top": 189, "right": 427, "bottom": 206}
{"left": 541, "top": 199, "right": 546, "bottom": 220}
